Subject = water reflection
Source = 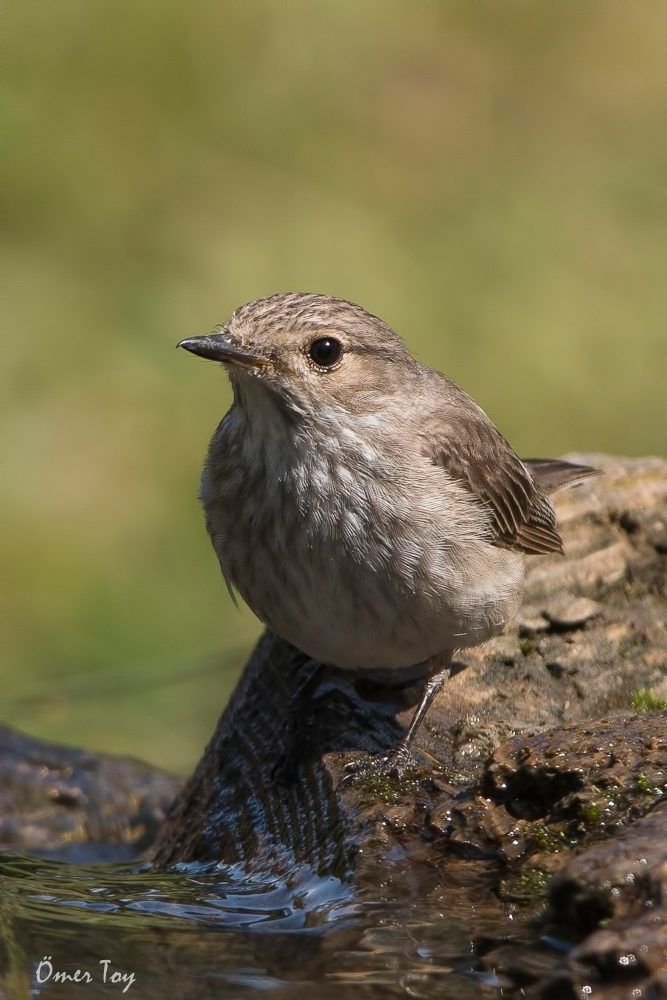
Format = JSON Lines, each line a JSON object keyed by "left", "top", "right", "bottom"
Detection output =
{"left": 0, "top": 853, "right": 497, "bottom": 998}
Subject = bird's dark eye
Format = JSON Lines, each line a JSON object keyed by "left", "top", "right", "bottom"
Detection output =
{"left": 308, "top": 337, "right": 342, "bottom": 369}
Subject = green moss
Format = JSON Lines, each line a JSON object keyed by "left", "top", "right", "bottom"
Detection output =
{"left": 342, "top": 762, "right": 424, "bottom": 805}
{"left": 632, "top": 688, "right": 667, "bottom": 714}
{"left": 530, "top": 825, "right": 551, "bottom": 850}
{"left": 529, "top": 824, "right": 565, "bottom": 852}
{"left": 637, "top": 773, "right": 650, "bottom": 794}
{"left": 579, "top": 801, "right": 602, "bottom": 824}
{"left": 359, "top": 774, "right": 401, "bottom": 805}
{"left": 498, "top": 868, "right": 550, "bottom": 903}
{"left": 519, "top": 638, "right": 535, "bottom": 657}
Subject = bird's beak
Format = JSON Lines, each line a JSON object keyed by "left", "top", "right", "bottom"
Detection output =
{"left": 177, "top": 333, "right": 269, "bottom": 369}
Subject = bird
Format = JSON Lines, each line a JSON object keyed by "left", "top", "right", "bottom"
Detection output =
{"left": 178, "top": 293, "right": 597, "bottom": 772}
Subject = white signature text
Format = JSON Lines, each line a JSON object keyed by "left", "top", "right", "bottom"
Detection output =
{"left": 36, "top": 957, "right": 135, "bottom": 992}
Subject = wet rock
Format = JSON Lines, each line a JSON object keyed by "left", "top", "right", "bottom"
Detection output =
{"left": 151, "top": 454, "right": 667, "bottom": 996}
{"left": 151, "top": 456, "right": 667, "bottom": 884}
{"left": 0, "top": 725, "right": 181, "bottom": 861}
{"left": 500, "top": 789, "right": 667, "bottom": 997}
{"left": 537, "top": 912, "right": 667, "bottom": 999}
{"left": 396, "top": 712, "right": 667, "bottom": 874}
{"left": 484, "top": 712, "right": 667, "bottom": 830}
{"left": 547, "top": 798, "right": 667, "bottom": 931}
{"left": 151, "top": 455, "right": 667, "bottom": 876}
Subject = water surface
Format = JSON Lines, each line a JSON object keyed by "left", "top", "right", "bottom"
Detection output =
{"left": 0, "top": 852, "right": 506, "bottom": 998}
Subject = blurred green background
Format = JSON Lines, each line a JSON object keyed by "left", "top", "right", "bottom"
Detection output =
{"left": 4, "top": 1, "right": 665, "bottom": 774}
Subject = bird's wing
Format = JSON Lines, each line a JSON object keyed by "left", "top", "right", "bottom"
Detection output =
{"left": 522, "top": 458, "right": 600, "bottom": 494}
{"left": 421, "top": 386, "right": 563, "bottom": 556}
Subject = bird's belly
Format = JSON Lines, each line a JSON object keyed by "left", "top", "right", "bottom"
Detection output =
{"left": 203, "top": 440, "right": 525, "bottom": 670}
{"left": 233, "top": 533, "right": 524, "bottom": 671}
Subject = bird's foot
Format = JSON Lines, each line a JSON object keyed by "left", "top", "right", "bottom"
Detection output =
{"left": 337, "top": 743, "right": 412, "bottom": 790}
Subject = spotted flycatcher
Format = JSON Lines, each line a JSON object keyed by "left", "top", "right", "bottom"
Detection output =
{"left": 179, "top": 293, "right": 596, "bottom": 771}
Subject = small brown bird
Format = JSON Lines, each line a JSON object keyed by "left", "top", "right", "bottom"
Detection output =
{"left": 179, "top": 293, "right": 596, "bottom": 770}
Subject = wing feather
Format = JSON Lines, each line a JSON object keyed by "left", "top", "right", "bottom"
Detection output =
{"left": 419, "top": 379, "right": 565, "bottom": 556}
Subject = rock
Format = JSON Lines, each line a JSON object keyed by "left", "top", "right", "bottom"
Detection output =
{"left": 475, "top": 751, "right": 667, "bottom": 998}
{"left": 475, "top": 800, "right": 667, "bottom": 999}
{"left": 152, "top": 455, "right": 667, "bottom": 875}
{"left": 484, "top": 712, "right": 667, "bottom": 830}
{"left": 547, "top": 798, "right": 667, "bottom": 930}
{"left": 518, "top": 613, "right": 551, "bottom": 638}
{"left": 546, "top": 911, "right": 667, "bottom": 999}
{"left": 415, "top": 710, "right": 664, "bottom": 885}
{"left": 542, "top": 597, "right": 604, "bottom": 630}
{"left": 0, "top": 724, "right": 182, "bottom": 862}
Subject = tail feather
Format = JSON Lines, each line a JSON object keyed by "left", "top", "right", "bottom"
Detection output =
{"left": 522, "top": 458, "right": 600, "bottom": 495}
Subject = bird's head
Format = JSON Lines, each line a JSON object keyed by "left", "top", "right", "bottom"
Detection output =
{"left": 178, "top": 293, "right": 415, "bottom": 421}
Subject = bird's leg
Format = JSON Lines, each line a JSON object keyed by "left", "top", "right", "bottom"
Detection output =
{"left": 339, "top": 651, "right": 453, "bottom": 786}
{"left": 384, "top": 650, "right": 453, "bottom": 773}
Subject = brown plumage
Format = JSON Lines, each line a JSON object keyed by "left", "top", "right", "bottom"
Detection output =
{"left": 179, "top": 292, "right": 598, "bottom": 772}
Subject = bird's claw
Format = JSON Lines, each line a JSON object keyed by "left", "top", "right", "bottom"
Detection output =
{"left": 337, "top": 747, "right": 411, "bottom": 790}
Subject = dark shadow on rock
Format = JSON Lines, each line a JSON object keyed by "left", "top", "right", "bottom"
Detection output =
{"left": 151, "top": 634, "right": 435, "bottom": 875}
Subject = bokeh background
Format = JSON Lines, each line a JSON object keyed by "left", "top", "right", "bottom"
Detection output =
{"left": 4, "top": 1, "right": 665, "bottom": 773}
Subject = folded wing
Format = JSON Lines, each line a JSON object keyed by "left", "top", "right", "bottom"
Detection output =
{"left": 421, "top": 382, "right": 597, "bottom": 556}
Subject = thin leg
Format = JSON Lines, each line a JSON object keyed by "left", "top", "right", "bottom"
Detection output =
{"left": 386, "top": 650, "right": 453, "bottom": 770}
{"left": 338, "top": 650, "right": 454, "bottom": 787}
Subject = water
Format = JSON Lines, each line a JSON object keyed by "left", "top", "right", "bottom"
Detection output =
{"left": 0, "top": 852, "right": 504, "bottom": 998}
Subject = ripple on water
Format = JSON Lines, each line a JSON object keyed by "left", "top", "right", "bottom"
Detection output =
{"left": 0, "top": 852, "right": 497, "bottom": 998}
